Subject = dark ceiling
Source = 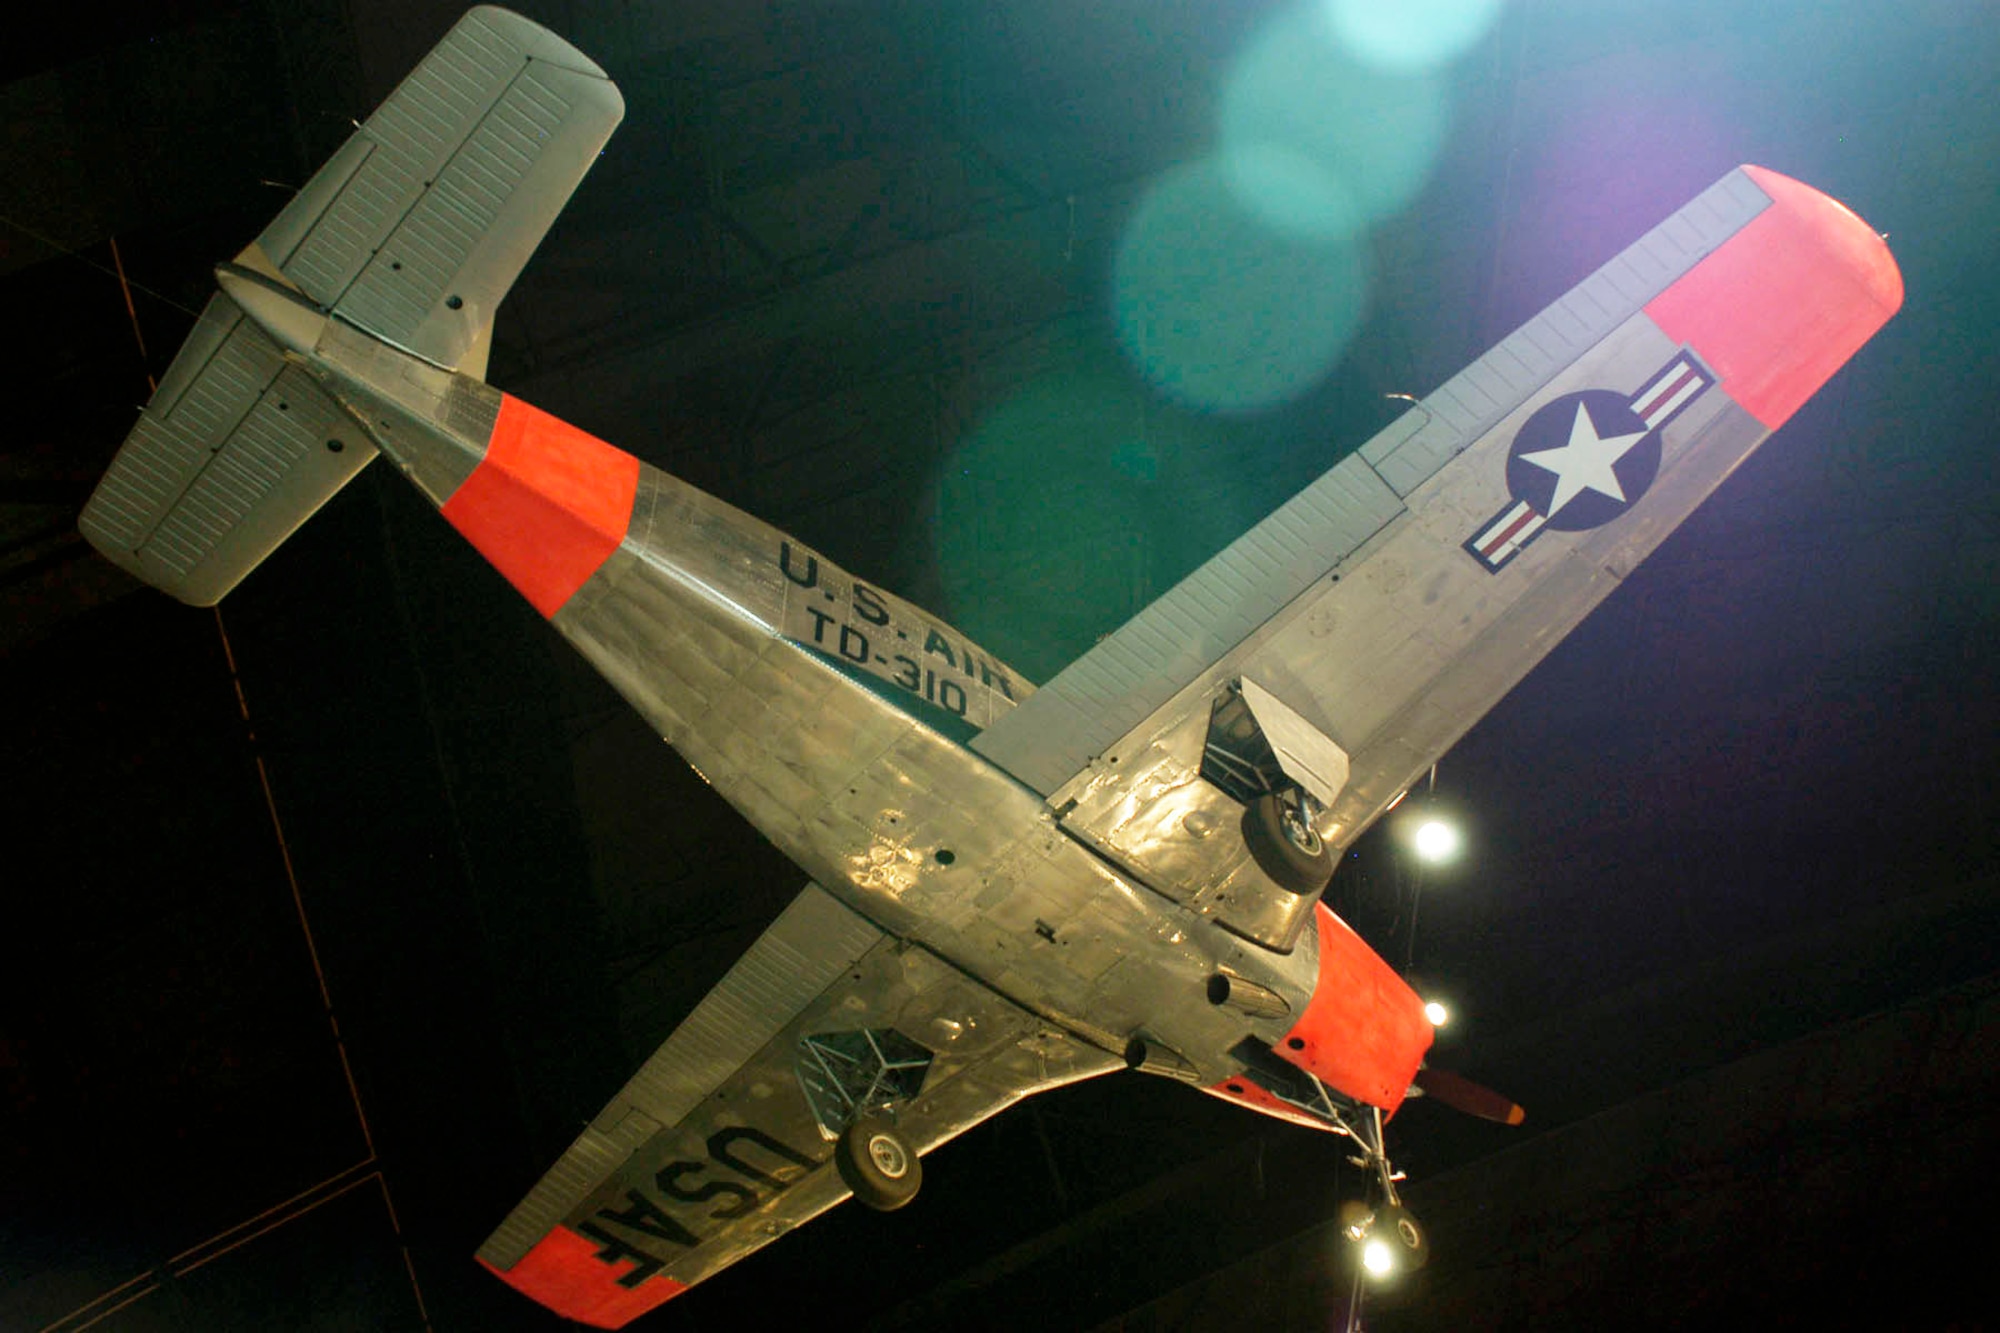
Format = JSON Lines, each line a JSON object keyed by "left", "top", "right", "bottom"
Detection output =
{"left": 4, "top": 1, "right": 1997, "bottom": 1330}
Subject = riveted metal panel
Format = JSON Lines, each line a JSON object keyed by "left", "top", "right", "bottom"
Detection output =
{"left": 257, "top": 7, "right": 622, "bottom": 370}
{"left": 972, "top": 453, "right": 1403, "bottom": 795}
{"left": 477, "top": 884, "right": 882, "bottom": 1270}
{"left": 313, "top": 319, "right": 498, "bottom": 504}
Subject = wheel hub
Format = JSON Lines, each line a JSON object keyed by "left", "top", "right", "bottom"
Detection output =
{"left": 1281, "top": 808, "right": 1323, "bottom": 856}
{"left": 867, "top": 1132, "right": 909, "bottom": 1179}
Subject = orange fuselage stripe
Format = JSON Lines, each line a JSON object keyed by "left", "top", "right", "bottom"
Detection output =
{"left": 442, "top": 394, "right": 640, "bottom": 617}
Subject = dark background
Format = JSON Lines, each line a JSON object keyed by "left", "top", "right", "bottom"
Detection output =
{"left": 3, "top": 2, "right": 1996, "bottom": 1329}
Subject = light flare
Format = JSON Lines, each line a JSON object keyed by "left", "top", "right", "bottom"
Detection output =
{"left": 1413, "top": 818, "right": 1461, "bottom": 863}
{"left": 1322, "top": 0, "right": 1506, "bottom": 73}
{"left": 1113, "top": 158, "right": 1368, "bottom": 413}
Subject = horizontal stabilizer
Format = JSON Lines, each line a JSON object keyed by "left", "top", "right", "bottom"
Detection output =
{"left": 251, "top": 5, "right": 624, "bottom": 372}
{"left": 80, "top": 7, "right": 628, "bottom": 605}
{"left": 79, "top": 293, "right": 375, "bottom": 606}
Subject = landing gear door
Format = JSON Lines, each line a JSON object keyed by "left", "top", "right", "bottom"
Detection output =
{"left": 1041, "top": 675, "right": 1350, "bottom": 952}
{"left": 1238, "top": 678, "right": 1350, "bottom": 810}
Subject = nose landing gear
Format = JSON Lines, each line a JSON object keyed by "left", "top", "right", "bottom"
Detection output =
{"left": 1336, "top": 1103, "right": 1428, "bottom": 1275}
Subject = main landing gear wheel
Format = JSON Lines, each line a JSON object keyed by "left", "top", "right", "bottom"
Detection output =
{"left": 1242, "top": 792, "right": 1333, "bottom": 894}
{"left": 1372, "top": 1203, "right": 1429, "bottom": 1271}
{"left": 835, "top": 1117, "right": 922, "bottom": 1211}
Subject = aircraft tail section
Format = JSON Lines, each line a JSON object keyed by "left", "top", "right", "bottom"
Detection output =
{"left": 79, "top": 6, "right": 624, "bottom": 605}
{"left": 78, "top": 292, "right": 372, "bottom": 606}
{"left": 245, "top": 5, "right": 622, "bottom": 377}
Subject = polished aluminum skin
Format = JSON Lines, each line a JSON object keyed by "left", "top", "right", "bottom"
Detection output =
{"left": 295, "top": 303, "right": 1329, "bottom": 1077}
{"left": 76, "top": 9, "right": 1902, "bottom": 1320}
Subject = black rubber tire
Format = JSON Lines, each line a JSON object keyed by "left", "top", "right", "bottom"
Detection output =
{"left": 1372, "top": 1203, "right": 1429, "bottom": 1271}
{"left": 835, "top": 1117, "right": 922, "bottom": 1211}
{"left": 1242, "top": 792, "right": 1334, "bottom": 894}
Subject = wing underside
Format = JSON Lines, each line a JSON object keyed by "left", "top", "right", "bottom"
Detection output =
{"left": 969, "top": 166, "right": 1900, "bottom": 895}
{"left": 478, "top": 883, "right": 1120, "bottom": 1327}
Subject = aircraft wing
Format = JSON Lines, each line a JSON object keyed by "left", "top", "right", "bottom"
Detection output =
{"left": 969, "top": 166, "right": 1900, "bottom": 890}
{"left": 476, "top": 882, "right": 1121, "bottom": 1327}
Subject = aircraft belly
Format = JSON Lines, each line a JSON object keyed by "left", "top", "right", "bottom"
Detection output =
{"left": 305, "top": 329, "right": 1309, "bottom": 1082}
{"left": 526, "top": 468, "right": 1292, "bottom": 1072}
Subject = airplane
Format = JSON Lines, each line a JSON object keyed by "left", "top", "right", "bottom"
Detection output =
{"left": 76, "top": 8, "right": 1900, "bottom": 1327}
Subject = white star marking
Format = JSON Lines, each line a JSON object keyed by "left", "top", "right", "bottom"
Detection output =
{"left": 1519, "top": 401, "right": 1649, "bottom": 519}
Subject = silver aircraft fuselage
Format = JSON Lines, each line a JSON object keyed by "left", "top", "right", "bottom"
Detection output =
{"left": 224, "top": 272, "right": 1412, "bottom": 1124}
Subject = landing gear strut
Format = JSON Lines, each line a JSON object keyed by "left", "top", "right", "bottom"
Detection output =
{"left": 795, "top": 1028, "right": 934, "bottom": 1212}
{"left": 1242, "top": 789, "right": 1334, "bottom": 894}
{"left": 1334, "top": 1102, "right": 1428, "bottom": 1273}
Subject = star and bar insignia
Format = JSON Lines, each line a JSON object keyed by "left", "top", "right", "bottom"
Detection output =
{"left": 1464, "top": 351, "right": 1715, "bottom": 572}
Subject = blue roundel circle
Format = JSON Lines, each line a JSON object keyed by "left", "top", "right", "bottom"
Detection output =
{"left": 1502, "top": 389, "right": 1661, "bottom": 533}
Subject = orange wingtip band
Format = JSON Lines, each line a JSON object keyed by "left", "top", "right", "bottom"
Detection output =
{"left": 479, "top": 1226, "right": 687, "bottom": 1329}
{"left": 1646, "top": 164, "right": 1901, "bottom": 430}
{"left": 442, "top": 395, "right": 640, "bottom": 618}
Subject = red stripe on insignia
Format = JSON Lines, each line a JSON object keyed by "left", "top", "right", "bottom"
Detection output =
{"left": 1646, "top": 165, "right": 1901, "bottom": 430}
{"left": 1633, "top": 365, "right": 1695, "bottom": 420}
{"left": 1481, "top": 504, "right": 1538, "bottom": 556}
{"left": 479, "top": 1227, "right": 687, "bottom": 1329}
{"left": 441, "top": 395, "right": 640, "bottom": 617}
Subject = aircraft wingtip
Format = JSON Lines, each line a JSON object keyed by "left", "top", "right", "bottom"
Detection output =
{"left": 1645, "top": 165, "right": 1903, "bottom": 428}
{"left": 1739, "top": 163, "right": 1904, "bottom": 315}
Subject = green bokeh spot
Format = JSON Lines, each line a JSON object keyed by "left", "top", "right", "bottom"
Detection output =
{"left": 1114, "top": 158, "right": 1370, "bottom": 414}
